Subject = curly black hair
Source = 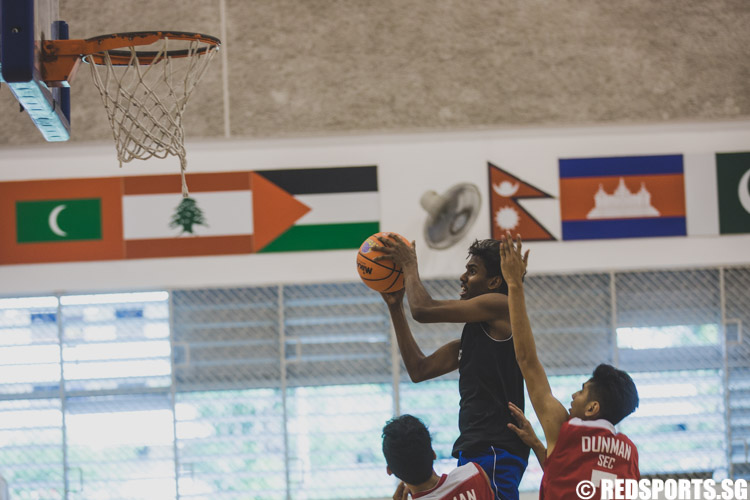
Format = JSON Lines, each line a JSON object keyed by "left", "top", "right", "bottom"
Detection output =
{"left": 467, "top": 239, "right": 508, "bottom": 294}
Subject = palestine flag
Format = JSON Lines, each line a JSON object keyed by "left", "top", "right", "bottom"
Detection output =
{"left": 256, "top": 166, "right": 380, "bottom": 252}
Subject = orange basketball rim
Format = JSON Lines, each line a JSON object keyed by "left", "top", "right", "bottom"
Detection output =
{"left": 40, "top": 31, "right": 220, "bottom": 87}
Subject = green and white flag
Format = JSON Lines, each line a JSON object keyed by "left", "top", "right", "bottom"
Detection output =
{"left": 16, "top": 198, "right": 102, "bottom": 243}
{"left": 716, "top": 152, "right": 750, "bottom": 235}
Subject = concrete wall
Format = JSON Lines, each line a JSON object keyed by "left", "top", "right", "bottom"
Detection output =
{"left": 1, "top": 0, "right": 749, "bottom": 144}
{"left": 1, "top": 1, "right": 749, "bottom": 295}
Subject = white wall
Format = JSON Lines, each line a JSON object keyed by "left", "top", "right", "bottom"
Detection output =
{"left": 1, "top": 121, "right": 749, "bottom": 296}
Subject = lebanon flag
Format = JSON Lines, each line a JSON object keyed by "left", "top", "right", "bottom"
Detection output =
{"left": 122, "top": 171, "right": 310, "bottom": 259}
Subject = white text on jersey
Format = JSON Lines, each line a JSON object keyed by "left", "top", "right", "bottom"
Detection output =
{"left": 581, "top": 435, "right": 632, "bottom": 461}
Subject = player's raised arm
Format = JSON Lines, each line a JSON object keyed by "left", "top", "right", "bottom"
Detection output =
{"left": 380, "top": 289, "right": 460, "bottom": 382}
{"left": 374, "top": 235, "right": 508, "bottom": 325}
{"left": 499, "top": 233, "right": 569, "bottom": 454}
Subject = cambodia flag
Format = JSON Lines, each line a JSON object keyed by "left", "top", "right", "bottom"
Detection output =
{"left": 559, "top": 155, "right": 687, "bottom": 240}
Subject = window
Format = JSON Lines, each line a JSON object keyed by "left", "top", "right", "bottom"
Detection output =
{"left": 287, "top": 384, "right": 392, "bottom": 499}
{"left": 0, "top": 267, "right": 746, "bottom": 498}
{"left": 175, "top": 389, "right": 286, "bottom": 498}
{"left": 617, "top": 324, "right": 719, "bottom": 349}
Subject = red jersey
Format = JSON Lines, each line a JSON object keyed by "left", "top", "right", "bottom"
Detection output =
{"left": 540, "top": 418, "right": 639, "bottom": 500}
{"left": 413, "top": 462, "right": 494, "bottom": 500}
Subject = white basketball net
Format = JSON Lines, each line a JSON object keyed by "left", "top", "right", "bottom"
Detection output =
{"left": 85, "top": 37, "right": 218, "bottom": 196}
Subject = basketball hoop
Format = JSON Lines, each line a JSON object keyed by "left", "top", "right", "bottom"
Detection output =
{"left": 43, "top": 31, "right": 221, "bottom": 196}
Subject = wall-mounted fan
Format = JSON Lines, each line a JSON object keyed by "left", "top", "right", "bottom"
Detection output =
{"left": 419, "top": 183, "right": 481, "bottom": 250}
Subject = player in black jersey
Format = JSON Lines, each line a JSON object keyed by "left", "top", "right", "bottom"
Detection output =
{"left": 374, "top": 236, "right": 529, "bottom": 500}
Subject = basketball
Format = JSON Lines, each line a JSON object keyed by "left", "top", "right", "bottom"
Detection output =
{"left": 356, "top": 232, "right": 411, "bottom": 292}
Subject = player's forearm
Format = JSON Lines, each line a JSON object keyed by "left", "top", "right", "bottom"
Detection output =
{"left": 508, "top": 281, "right": 568, "bottom": 448}
{"left": 402, "top": 265, "right": 438, "bottom": 322}
{"left": 530, "top": 441, "right": 547, "bottom": 470}
{"left": 506, "top": 283, "right": 541, "bottom": 369}
{"left": 387, "top": 302, "right": 430, "bottom": 382}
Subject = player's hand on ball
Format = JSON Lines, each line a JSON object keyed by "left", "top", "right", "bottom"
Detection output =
{"left": 373, "top": 233, "right": 417, "bottom": 269}
{"left": 357, "top": 232, "right": 410, "bottom": 292}
{"left": 499, "top": 230, "right": 529, "bottom": 287}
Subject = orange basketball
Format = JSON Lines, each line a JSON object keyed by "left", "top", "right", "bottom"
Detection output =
{"left": 356, "top": 232, "right": 411, "bottom": 292}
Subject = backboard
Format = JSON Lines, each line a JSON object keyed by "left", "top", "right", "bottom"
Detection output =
{"left": 0, "top": 0, "right": 70, "bottom": 141}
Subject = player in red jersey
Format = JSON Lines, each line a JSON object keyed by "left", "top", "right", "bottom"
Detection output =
{"left": 498, "top": 232, "right": 640, "bottom": 500}
{"left": 383, "top": 414, "right": 494, "bottom": 500}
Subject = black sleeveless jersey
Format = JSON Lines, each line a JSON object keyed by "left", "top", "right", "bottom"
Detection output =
{"left": 452, "top": 322, "right": 530, "bottom": 460}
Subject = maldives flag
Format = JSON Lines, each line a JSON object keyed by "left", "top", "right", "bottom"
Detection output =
{"left": 0, "top": 177, "right": 124, "bottom": 264}
{"left": 16, "top": 198, "right": 102, "bottom": 243}
{"left": 559, "top": 155, "right": 687, "bottom": 240}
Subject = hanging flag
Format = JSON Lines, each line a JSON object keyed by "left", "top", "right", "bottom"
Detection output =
{"left": 125, "top": 172, "right": 254, "bottom": 259}
{"left": 0, "top": 178, "right": 124, "bottom": 264}
{"left": 256, "top": 166, "right": 380, "bottom": 252}
{"left": 488, "top": 163, "right": 555, "bottom": 241}
{"left": 559, "top": 155, "right": 687, "bottom": 240}
{"left": 0, "top": 166, "right": 379, "bottom": 264}
{"left": 122, "top": 171, "right": 312, "bottom": 258}
{"left": 716, "top": 152, "right": 750, "bottom": 235}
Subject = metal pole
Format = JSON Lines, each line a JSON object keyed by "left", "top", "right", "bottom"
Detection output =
{"left": 390, "top": 322, "right": 401, "bottom": 417}
{"left": 719, "top": 268, "right": 733, "bottom": 478}
{"left": 278, "top": 284, "right": 291, "bottom": 500}
{"left": 56, "top": 295, "right": 70, "bottom": 499}
{"left": 168, "top": 290, "right": 181, "bottom": 499}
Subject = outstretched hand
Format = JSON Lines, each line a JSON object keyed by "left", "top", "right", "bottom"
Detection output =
{"left": 508, "top": 401, "right": 547, "bottom": 468}
{"left": 372, "top": 233, "right": 417, "bottom": 269}
{"left": 507, "top": 401, "right": 541, "bottom": 448}
{"left": 499, "top": 231, "right": 529, "bottom": 287}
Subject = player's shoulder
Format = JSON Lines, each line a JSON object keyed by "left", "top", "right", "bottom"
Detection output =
{"left": 448, "top": 463, "right": 494, "bottom": 498}
{"left": 617, "top": 430, "right": 639, "bottom": 449}
{"left": 566, "top": 417, "right": 617, "bottom": 434}
{"left": 565, "top": 418, "right": 638, "bottom": 449}
{"left": 450, "top": 462, "right": 484, "bottom": 479}
{"left": 472, "top": 291, "right": 508, "bottom": 305}
{"left": 463, "top": 292, "right": 509, "bottom": 319}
